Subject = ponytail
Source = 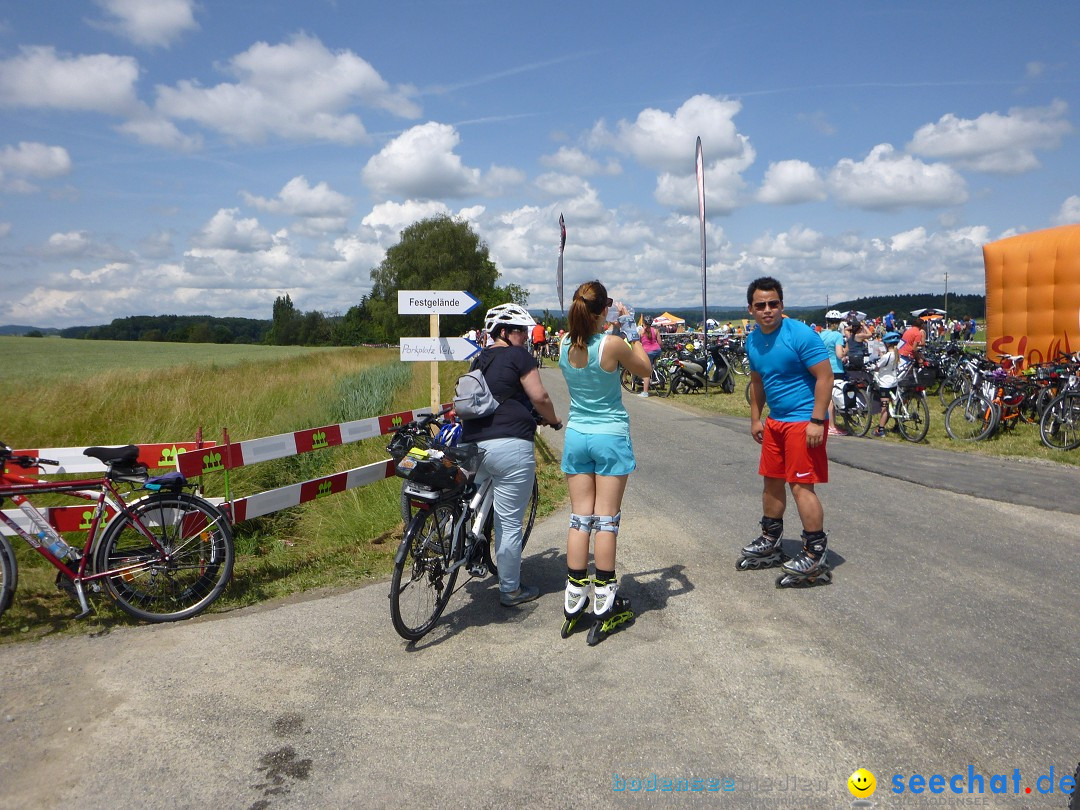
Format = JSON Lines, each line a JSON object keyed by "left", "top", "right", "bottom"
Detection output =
{"left": 567, "top": 279, "right": 608, "bottom": 351}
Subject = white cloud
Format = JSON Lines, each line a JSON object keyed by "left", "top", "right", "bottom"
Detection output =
{"left": 361, "top": 199, "right": 453, "bottom": 231}
{"left": 0, "top": 142, "right": 72, "bottom": 178}
{"left": 828, "top": 144, "right": 968, "bottom": 210}
{"left": 539, "top": 146, "right": 621, "bottom": 176}
{"left": 0, "top": 141, "right": 72, "bottom": 192}
{"left": 191, "top": 209, "right": 274, "bottom": 252}
{"left": 0, "top": 223, "right": 11, "bottom": 238}
{"left": 654, "top": 141, "right": 756, "bottom": 216}
{"left": 756, "top": 160, "right": 827, "bottom": 205}
{"left": 1053, "top": 195, "right": 1080, "bottom": 226}
{"left": 91, "top": 0, "right": 199, "bottom": 48}
{"left": 0, "top": 46, "right": 139, "bottom": 115}
{"left": 362, "top": 122, "right": 524, "bottom": 200}
{"left": 749, "top": 226, "right": 824, "bottom": 259}
{"left": 890, "top": 226, "right": 928, "bottom": 252}
{"left": 243, "top": 176, "right": 353, "bottom": 234}
{"left": 116, "top": 115, "right": 203, "bottom": 152}
{"left": 44, "top": 231, "right": 93, "bottom": 257}
{"left": 592, "top": 95, "right": 749, "bottom": 173}
{"left": 153, "top": 34, "right": 420, "bottom": 144}
{"left": 907, "top": 100, "right": 1072, "bottom": 174}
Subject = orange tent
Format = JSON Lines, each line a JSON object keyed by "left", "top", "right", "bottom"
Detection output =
{"left": 983, "top": 224, "right": 1080, "bottom": 365}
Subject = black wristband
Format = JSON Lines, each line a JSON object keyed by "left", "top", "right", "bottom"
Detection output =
{"left": 809, "top": 417, "right": 825, "bottom": 426}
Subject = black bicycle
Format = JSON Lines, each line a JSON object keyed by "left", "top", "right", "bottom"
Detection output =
{"left": 387, "top": 412, "right": 537, "bottom": 641}
{"left": 396, "top": 409, "right": 538, "bottom": 541}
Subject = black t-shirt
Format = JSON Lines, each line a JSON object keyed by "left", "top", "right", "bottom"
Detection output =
{"left": 459, "top": 346, "right": 538, "bottom": 443}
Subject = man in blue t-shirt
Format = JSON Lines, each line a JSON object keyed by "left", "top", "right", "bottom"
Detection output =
{"left": 739, "top": 276, "right": 835, "bottom": 587}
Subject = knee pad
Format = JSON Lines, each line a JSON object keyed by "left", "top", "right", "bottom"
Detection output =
{"left": 593, "top": 511, "right": 621, "bottom": 536}
{"left": 569, "top": 513, "right": 595, "bottom": 533}
{"left": 761, "top": 516, "right": 783, "bottom": 540}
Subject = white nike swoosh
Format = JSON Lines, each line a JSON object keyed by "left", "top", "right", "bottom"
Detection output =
{"left": 795, "top": 472, "right": 811, "bottom": 478}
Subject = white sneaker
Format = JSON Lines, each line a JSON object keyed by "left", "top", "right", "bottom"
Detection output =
{"left": 638, "top": 391, "right": 649, "bottom": 398}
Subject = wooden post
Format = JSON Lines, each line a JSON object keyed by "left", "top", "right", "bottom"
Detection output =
{"left": 430, "top": 313, "right": 440, "bottom": 412}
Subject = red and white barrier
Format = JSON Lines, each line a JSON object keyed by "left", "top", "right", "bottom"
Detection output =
{"left": 2, "top": 406, "right": 449, "bottom": 536}
{"left": 174, "top": 408, "right": 438, "bottom": 478}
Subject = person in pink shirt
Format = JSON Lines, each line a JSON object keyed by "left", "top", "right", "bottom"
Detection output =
{"left": 638, "top": 316, "right": 662, "bottom": 397}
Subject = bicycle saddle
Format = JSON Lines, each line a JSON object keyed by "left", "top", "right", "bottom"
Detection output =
{"left": 83, "top": 445, "right": 140, "bottom": 465}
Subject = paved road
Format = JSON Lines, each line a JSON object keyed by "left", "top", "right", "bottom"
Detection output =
{"left": 2, "top": 369, "right": 1077, "bottom": 809}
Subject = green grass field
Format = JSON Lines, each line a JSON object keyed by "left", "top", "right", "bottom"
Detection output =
{"left": 1, "top": 337, "right": 567, "bottom": 642}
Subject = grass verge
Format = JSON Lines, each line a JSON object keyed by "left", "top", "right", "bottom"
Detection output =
{"left": 1, "top": 349, "right": 567, "bottom": 643}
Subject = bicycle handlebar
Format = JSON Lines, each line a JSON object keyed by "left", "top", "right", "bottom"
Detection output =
{"left": 0, "top": 441, "right": 58, "bottom": 470}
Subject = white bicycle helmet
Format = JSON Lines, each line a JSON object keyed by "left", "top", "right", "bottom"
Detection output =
{"left": 825, "top": 309, "right": 844, "bottom": 321}
{"left": 484, "top": 303, "right": 536, "bottom": 336}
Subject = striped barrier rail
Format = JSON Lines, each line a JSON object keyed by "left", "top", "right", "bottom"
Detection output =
{"left": 1, "top": 406, "right": 449, "bottom": 536}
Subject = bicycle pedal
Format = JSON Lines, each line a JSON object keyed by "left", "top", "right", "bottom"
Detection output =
{"left": 467, "top": 563, "right": 488, "bottom": 578}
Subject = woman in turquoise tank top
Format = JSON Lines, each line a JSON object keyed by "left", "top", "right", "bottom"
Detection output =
{"left": 557, "top": 280, "right": 652, "bottom": 645}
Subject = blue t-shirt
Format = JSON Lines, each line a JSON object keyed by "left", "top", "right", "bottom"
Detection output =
{"left": 747, "top": 319, "right": 830, "bottom": 422}
{"left": 819, "top": 328, "right": 845, "bottom": 374}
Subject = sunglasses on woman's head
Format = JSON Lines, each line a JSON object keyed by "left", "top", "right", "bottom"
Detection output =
{"left": 752, "top": 300, "right": 782, "bottom": 311}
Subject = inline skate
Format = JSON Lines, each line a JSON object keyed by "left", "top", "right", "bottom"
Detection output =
{"left": 586, "top": 577, "right": 634, "bottom": 646}
{"left": 736, "top": 517, "right": 788, "bottom": 571}
{"left": 560, "top": 574, "right": 592, "bottom": 639}
{"left": 775, "top": 531, "right": 832, "bottom": 588}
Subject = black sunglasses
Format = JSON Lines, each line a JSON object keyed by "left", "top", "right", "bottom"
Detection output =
{"left": 752, "top": 300, "right": 782, "bottom": 311}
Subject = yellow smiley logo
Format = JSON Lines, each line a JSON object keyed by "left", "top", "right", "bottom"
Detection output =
{"left": 848, "top": 768, "right": 876, "bottom": 798}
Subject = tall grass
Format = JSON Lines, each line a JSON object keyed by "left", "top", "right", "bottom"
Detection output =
{"left": 1, "top": 342, "right": 566, "bottom": 641}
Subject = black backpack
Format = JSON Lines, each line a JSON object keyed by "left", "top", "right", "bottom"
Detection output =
{"left": 847, "top": 338, "right": 868, "bottom": 370}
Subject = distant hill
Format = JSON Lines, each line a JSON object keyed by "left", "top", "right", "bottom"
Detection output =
{"left": 0, "top": 325, "right": 63, "bottom": 336}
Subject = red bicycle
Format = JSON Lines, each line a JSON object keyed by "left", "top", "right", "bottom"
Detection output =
{"left": 0, "top": 441, "right": 234, "bottom": 623}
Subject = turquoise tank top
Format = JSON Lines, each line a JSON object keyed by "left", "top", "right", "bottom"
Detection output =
{"left": 559, "top": 333, "right": 630, "bottom": 436}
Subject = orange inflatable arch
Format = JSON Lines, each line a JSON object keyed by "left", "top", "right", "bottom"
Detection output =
{"left": 983, "top": 224, "right": 1080, "bottom": 365}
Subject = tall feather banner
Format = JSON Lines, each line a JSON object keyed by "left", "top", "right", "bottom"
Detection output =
{"left": 557, "top": 212, "right": 566, "bottom": 314}
{"left": 696, "top": 138, "right": 708, "bottom": 391}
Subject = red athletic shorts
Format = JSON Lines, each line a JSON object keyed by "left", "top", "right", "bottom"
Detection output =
{"left": 758, "top": 418, "right": 829, "bottom": 484}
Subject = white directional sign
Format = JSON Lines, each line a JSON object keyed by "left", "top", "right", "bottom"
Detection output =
{"left": 399, "top": 337, "right": 481, "bottom": 362}
{"left": 397, "top": 290, "right": 480, "bottom": 315}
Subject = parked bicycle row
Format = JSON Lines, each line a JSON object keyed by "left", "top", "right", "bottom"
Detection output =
{"left": 826, "top": 340, "right": 1080, "bottom": 449}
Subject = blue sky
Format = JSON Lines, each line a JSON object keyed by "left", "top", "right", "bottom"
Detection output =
{"left": 1, "top": 0, "right": 1078, "bottom": 328}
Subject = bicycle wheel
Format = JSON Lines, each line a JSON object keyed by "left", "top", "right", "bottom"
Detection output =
{"left": 896, "top": 391, "right": 930, "bottom": 442}
{"left": 390, "top": 503, "right": 459, "bottom": 641}
{"left": 944, "top": 394, "right": 999, "bottom": 442}
{"left": 840, "top": 389, "right": 872, "bottom": 437}
{"left": 619, "top": 368, "right": 641, "bottom": 393}
{"left": 96, "top": 493, "right": 234, "bottom": 622}
{"left": 1039, "top": 392, "right": 1080, "bottom": 451}
{"left": 0, "top": 533, "right": 16, "bottom": 617}
{"left": 482, "top": 475, "right": 539, "bottom": 576}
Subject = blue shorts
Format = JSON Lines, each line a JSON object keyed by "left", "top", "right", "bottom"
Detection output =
{"left": 561, "top": 428, "right": 636, "bottom": 476}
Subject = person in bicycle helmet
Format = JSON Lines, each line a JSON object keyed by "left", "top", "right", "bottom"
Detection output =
{"left": 460, "top": 302, "right": 561, "bottom": 607}
{"left": 866, "top": 331, "right": 902, "bottom": 437}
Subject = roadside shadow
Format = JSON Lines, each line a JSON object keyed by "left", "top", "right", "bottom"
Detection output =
{"left": 401, "top": 547, "right": 562, "bottom": 652}
{"left": 618, "top": 564, "right": 694, "bottom": 619}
